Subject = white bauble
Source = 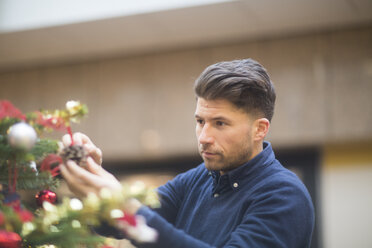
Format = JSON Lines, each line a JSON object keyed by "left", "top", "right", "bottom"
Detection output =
{"left": 7, "top": 122, "right": 37, "bottom": 150}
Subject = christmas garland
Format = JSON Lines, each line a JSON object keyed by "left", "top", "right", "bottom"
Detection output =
{"left": 0, "top": 100, "right": 159, "bottom": 248}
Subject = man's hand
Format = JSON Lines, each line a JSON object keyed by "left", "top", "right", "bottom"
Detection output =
{"left": 59, "top": 132, "right": 121, "bottom": 198}
{"left": 60, "top": 132, "right": 143, "bottom": 229}
{"left": 60, "top": 156, "right": 122, "bottom": 198}
{"left": 61, "top": 132, "right": 103, "bottom": 165}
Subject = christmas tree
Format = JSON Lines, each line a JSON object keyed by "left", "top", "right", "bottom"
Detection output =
{"left": 0, "top": 100, "right": 158, "bottom": 248}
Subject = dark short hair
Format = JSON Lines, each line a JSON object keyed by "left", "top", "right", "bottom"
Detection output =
{"left": 194, "top": 59, "right": 276, "bottom": 122}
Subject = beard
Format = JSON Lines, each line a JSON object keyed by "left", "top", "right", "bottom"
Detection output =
{"left": 199, "top": 143, "right": 253, "bottom": 173}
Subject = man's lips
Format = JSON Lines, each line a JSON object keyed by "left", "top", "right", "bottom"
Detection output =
{"left": 201, "top": 151, "right": 218, "bottom": 158}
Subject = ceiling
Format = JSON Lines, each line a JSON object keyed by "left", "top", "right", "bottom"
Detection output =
{"left": 0, "top": 0, "right": 371, "bottom": 71}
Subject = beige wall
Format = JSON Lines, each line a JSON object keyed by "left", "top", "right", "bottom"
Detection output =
{"left": 1, "top": 26, "right": 371, "bottom": 161}
{"left": 322, "top": 143, "right": 372, "bottom": 248}
{"left": 1, "top": 26, "right": 371, "bottom": 248}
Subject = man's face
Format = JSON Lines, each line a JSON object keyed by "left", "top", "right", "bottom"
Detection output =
{"left": 195, "top": 98, "right": 256, "bottom": 173}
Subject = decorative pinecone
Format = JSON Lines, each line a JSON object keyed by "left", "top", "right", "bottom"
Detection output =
{"left": 60, "top": 145, "right": 87, "bottom": 166}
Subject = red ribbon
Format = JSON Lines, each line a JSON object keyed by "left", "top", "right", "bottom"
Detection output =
{"left": 67, "top": 126, "right": 74, "bottom": 146}
{"left": 40, "top": 154, "right": 63, "bottom": 177}
{"left": 7, "top": 159, "right": 18, "bottom": 193}
{"left": 0, "top": 100, "right": 26, "bottom": 121}
{"left": 117, "top": 214, "right": 137, "bottom": 227}
{"left": 35, "top": 111, "right": 66, "bottom": 131}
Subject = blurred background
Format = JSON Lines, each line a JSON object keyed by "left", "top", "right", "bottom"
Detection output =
{"left": 0, "top": 0, "right": 371, "bottom": 247}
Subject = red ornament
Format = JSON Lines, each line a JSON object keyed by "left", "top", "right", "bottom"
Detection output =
{"left": 0, "top": 230, "right": 22, "bottom": 248}
{"left": 35, "top": 190, "right": 57, "bottom": 207}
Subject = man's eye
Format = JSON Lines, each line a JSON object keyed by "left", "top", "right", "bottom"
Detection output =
{"left": 216, "top": 121, "right": 225, "bottom": 126}
{"left": 197, "top": 119, "right": 204, "bottom": 124}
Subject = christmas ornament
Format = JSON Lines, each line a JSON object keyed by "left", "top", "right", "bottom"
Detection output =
{"left": 7, "top": 122, "right": 37, "bottom": 150}
{"left": 35, "top": 190, "right": 57, "bottom": 207}
{"left": 0, "top": 230, "right": 22, "bottom": 248}
{"left": 60, "top": 145, "right": 87, "bottom": 166}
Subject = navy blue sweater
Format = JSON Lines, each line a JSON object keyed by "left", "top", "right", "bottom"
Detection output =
{"left": 133, "top": 142, "right": 314, "bottom": 247}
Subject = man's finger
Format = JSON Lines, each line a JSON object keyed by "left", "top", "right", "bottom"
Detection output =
{"left": 79, "top": 134, "right": 102, "bottom": 164}
{"left": 84, "top": 144, "right": 102, "bottom": 165}
{"left": 68, "top": 181, "right": 96, "bottom": 198}
{"left": 64, "top": 160, "right": 103, "bottom": 188}
{"left": 60, "top": 164, "right": 85, "bottom": 196}
{"left": 86, "top": 157, "right": 115, "bottom": 179}
{"left": 72, "top": 133, "right": 83, "bottom": 146}
{"left": 62, "top": 134, "right": 72, "bottom": 147}
{"left": 61, "top": 161, "right": 106, "bottom": 195}
{"left": 60, "top": 165, "right": 94, "bottom": 198}
{"left": 79, "top": 133, "right": 94, "bottom": 145}
{"left": 85, "top": 157, "right": 102, "bottom": 175}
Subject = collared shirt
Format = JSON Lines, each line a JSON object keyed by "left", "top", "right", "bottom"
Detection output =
{"left": 136, "top": 142, "right": 315, "bottom": 248}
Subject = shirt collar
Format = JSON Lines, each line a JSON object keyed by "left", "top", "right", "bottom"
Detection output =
{"left": 209, "top": 141, "right": 275, "bottom": 192}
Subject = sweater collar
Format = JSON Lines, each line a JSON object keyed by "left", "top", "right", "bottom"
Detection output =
{"left": 210, "top": 141, "right": 275, "bottom": 193}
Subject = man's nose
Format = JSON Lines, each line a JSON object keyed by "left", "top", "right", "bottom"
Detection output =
{"left": 198, "top": 125, "right": 214, "bottom": 144}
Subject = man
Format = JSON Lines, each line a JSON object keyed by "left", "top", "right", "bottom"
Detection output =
{"left": 61, "top": 59, "right": 315, "bottom": 247}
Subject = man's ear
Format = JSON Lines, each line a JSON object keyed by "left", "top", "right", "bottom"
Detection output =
{"left": 253, "top": 118, "right": 270, "bottom": 141}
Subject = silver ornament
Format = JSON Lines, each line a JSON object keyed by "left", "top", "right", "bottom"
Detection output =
{"left": 7, "top": 122, "right": 37, "bottom": 150}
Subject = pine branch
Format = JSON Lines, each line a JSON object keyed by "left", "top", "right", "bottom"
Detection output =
{"left": 0, "top": 165, "right": 59, "bottom": 191}
{"left": 16, "top": 171, "right": 59, "bottom": 191}
{"left": 0, "top": 135, "right": 12, "bottom": 164}
{"left": 0, "top": 118, "right": 20, "bottom": 135}
{"left": 31, "top": 139, "right": 59, "bottom": 162}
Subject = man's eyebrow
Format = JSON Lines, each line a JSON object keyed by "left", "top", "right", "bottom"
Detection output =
{"left": 211, "top": 116, "right": 230, "bottom": 122}
{"left": 194, "top": 114, "right": 230, "bottom": 122}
